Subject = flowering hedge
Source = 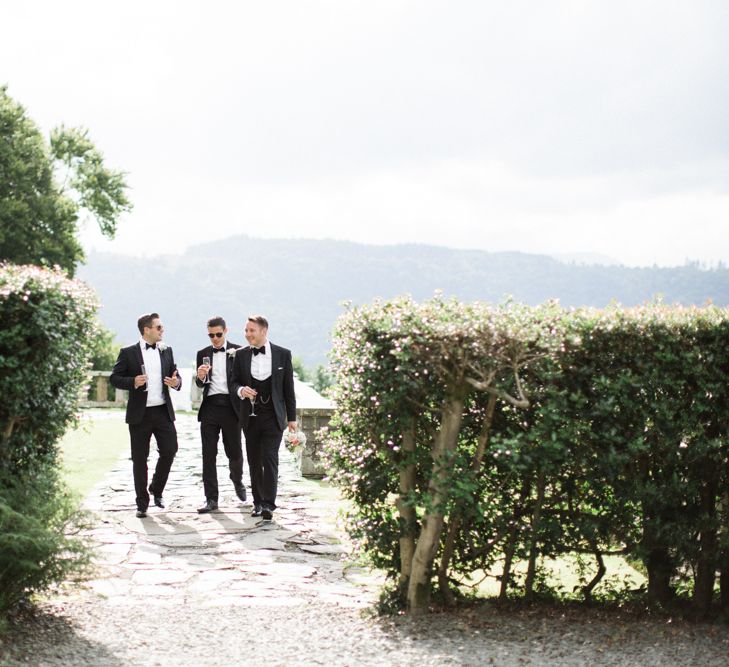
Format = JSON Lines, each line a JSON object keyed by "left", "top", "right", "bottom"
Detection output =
{"left": 324, "top": 297, "right": 729, "bottom": 616}
{"left": 0, "top": 264, "right": 97, "bottom": 614}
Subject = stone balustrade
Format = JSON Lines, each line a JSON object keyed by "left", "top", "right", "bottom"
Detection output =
{"left": 81, "top": 371, "right": 126, "bottom": 408}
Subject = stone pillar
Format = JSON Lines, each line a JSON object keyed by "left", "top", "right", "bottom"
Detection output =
{"left": 95, "top": 374, "right": 109, "bottom": 402}
{"left": 296, "top": 407, "right": 334, "bottom": 478}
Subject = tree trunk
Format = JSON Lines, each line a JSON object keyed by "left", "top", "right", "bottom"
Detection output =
{"left": 583, "top": 549, "right": 606, "bottom": 601}
{"left": 396, "top": 425, "right": 417, "bottom": 602}
{"left": 694, "top": 468, "right": 719, "bottom": 615}
{"left": 438, "top": 395, "right": 497, "bottom": 606}
{"left": 407, "top": 394, "right": 464, "bottom": 615}
{"left": 499, "top": 478, "right": 531, "bottom": 601}
{"left": 645, "top": 547, "right": 673, "bottom": 604}
{"left": 524, "top": 468, "right": 546, "bottom": 599}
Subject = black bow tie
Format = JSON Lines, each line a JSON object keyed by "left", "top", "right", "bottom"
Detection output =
{"left": 212, "top": 347, "right": 226, "bottom": 353}
{"left": 145, "top": 343, "right": 156, "bottom": 350}
{"left": 252, "top": 346, "right": 266, "bottom": 356}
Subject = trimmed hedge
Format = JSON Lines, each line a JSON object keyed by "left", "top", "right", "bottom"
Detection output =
{"left": 0, "top": 264, "right": 97, "bottom": 615}
{"left": 324, "top": 297, "right": 729, "bottom": 615}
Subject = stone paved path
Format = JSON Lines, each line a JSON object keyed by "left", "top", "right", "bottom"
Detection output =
{"left": 79, "top": 411, "right": 379, "bottom": 611}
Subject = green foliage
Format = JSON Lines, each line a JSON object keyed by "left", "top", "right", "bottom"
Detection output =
{"left": 293, "top": 357, "right": 334, "bottom": 395}
{"left": 0, "top": 263, "right": 98, "bottom": 471}
{"left": 0, "top": 86, "right": 131, "bottom": 275}
{"left": 88, "top": 322, "right": 120, "bottom": 371}
{"left": 0, "top": 264, "right": 97, "bottom": 616}
{"left": 292, "top": 356, "right": 310, "bottom": 382}
{"left": 0, "top": 469, "right": 91, "bottom": 614}
{"left": 324, "top": 296, "right": 729, "bottom": 614}
{"left": 312, "top": 364, "right": 334, "bottom": 394}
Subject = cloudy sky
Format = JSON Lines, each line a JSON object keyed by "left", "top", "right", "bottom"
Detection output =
{"left": 2, "top": 1, "right": 728, "bottom": 266}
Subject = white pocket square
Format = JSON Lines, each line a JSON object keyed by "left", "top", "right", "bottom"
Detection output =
{"left": 277, "top": 367, "right": 284, "bottom": 370}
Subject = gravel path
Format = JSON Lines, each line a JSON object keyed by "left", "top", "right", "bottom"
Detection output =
{"left": 2, "top": 412, "right": 728, "bottom": 666}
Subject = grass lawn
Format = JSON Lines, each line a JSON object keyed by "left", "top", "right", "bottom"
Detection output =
{"left": 59, "top": 410, "right": 129, "bottom": 498}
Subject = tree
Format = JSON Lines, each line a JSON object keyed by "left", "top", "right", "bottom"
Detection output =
{"left": 88, "top": 323, "right": 121, "bottom": 371}
{"left": 0, "top": 85, "right": 131, "bottom": 276}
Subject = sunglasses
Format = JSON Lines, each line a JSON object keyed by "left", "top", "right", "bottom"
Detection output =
{"left": 208, "top": 332, "right": 224, "bottom": 339}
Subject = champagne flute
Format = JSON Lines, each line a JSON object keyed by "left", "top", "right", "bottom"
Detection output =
{"left": 249, "top": 390, "right": 257, "bottom": 417}
{"left": 202, "top": 356, "right": 211, "bottom": 383}
{"left": 140, "top": 364, "right": 148, "bottom": 392}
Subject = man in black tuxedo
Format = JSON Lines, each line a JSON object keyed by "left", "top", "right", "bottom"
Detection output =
{"left": 194, "top": 316, "right": 246, "bottom": 513}
{"left": 231, "top": 315, "right": 296, "bottom": 521}
{"left": 110, "top": 312, "right": 182, "bottom": 518}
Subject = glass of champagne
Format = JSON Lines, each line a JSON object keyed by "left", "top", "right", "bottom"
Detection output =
{"left": 140, "top": 364, "right": 148, "bottom": 392}
{"left": 249, "top": 390, "right": 257, "bottom": 417}
{"left": 202, "top": 356, "right": 211, "bottom": 383}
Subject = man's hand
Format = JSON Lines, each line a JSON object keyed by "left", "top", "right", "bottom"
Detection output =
{"left": 134, "top": 374, "right": 147, "bottom": 389}
{"left": 287, "top": 421, "right": 297, "bottom": 432}
{"left": 239, "top": 386, "right": 257, "bottom": 400}
{"left": 196, "top": 364, "right": 210, "bottom": 381}
{"left": 164, "top": 371, "right": 180, "bottom": 388}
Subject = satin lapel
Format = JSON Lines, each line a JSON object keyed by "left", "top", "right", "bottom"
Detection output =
{"left": 134, "top": 342, "right": 144, "bottom": 371}
{"left": 224, "top": 342, "right": 234, "bottom": 378}
{"left": 244, "top": 347, "right": 253, "bottom": 385}
{"left": 270, "top": 344, "right": 281, "bottom": 399}
{"left": 160, "top": 347, "right": 169, "bottom": 377}
{"left": 270, "top": 344, "right": 280, "bottom": 376}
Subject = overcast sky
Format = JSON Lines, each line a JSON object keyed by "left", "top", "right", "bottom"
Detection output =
{"left": 2, "top": 1, "right": 728, "bottom": 267}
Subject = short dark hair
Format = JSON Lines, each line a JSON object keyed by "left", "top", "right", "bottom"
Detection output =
{"left": 207, "top": 316, "right": 226, "bottom": 329}
{"left": 247, "top": 315, "right": 269, "bottom": 329}
{"left": 137, "top": 312, "right": 160, "bottom": 334}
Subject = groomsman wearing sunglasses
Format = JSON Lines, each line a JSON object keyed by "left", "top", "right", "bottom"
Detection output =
{"left": 110, "top": 313, "right": 182, "bottom": 518}
{"left": 194, "top": 316, "right": 246, "bottom": 513}
{"left": 231, "top": 315, "right": 297, "bottom": 521}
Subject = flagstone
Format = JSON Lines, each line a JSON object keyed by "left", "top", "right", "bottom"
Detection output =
{"left": 219, "top": 551, "right": 277, "bottom": 564}
{"left": 298, "top": 543, "right": 348, "bottom": 555}
{"left": 127, "top": 549, "right": 163, "bottom": 565}
{"left": 131, "top": 569, "right": 193, "bottom": 585}
{"left": 171, "top": 559, "right": 232, "bottom": 574}
{"left": 93, "top": 543, "right": 132, "bottom": 564}
{"left": 235, "top": 562, "right": 317, "bottom": 578}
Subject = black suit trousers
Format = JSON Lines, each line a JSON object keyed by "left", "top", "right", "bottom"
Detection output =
{"left": 243, "top": 407, "right": 283, "bottom": 511}
{"left": 129, "top": 405, "right": 178, "bottom": 511}
{"left": 199, "top": 398, "right": 243, "bottom": 501}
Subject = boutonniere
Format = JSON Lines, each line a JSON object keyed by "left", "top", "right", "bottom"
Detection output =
{"left": 157, "top": 342, "right": 168, "bottom": 352}
{"left": 227, "top": 348, "right": 237, "bottom": 358}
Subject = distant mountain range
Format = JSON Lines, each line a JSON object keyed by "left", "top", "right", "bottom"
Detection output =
{"left": 78, "top": 236, "right": 729, "bottom": 368}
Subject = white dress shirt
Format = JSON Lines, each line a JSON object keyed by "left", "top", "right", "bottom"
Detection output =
{"left": 140, "top": 339, "right": 165, "bottom": 406}
{"left": 208, "top": 345, "right": 230, "bottom": 396}
{"left": 250, "top": 340, "right": 272, "bottom": 380}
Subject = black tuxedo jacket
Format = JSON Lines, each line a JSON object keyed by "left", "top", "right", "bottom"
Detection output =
{"left": 110, "top": 342, "right": 181, "bottom": 425}
{"left": 194, "top": 341, "right": 243, "bottom": 421}
{"left": 231, "top": 343, "right": 296, "bottom": 431}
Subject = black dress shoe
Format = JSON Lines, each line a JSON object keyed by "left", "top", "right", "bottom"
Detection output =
{"left": 136, "top": 509, "right": 147, "bottom": 518}
{"left": 261, "top": 508, "right": 273, "bottom": 521}
{"left": 234, "top": 483, "right": 247, "bottom": 503}
{"left": 153, "top": 496, "right": 165, "bottom": 509}
{"left": 197, "top": 499, "right": 218, "bottom": 514}
{"left": 251, "top": 504, "right": 262, "bottom": 517}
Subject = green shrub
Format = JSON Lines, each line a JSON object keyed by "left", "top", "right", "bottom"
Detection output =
{"left": 0, "top": 263, "right": 97, "bottom": 472}
{"left": 0, "top": 469, "right": 91, "bottom": 615}
{"left": 0, "top": 263, "right": 97, "bottom": 616}
{"left": 324, "top": 297, "right": 729, "bottom": 616}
